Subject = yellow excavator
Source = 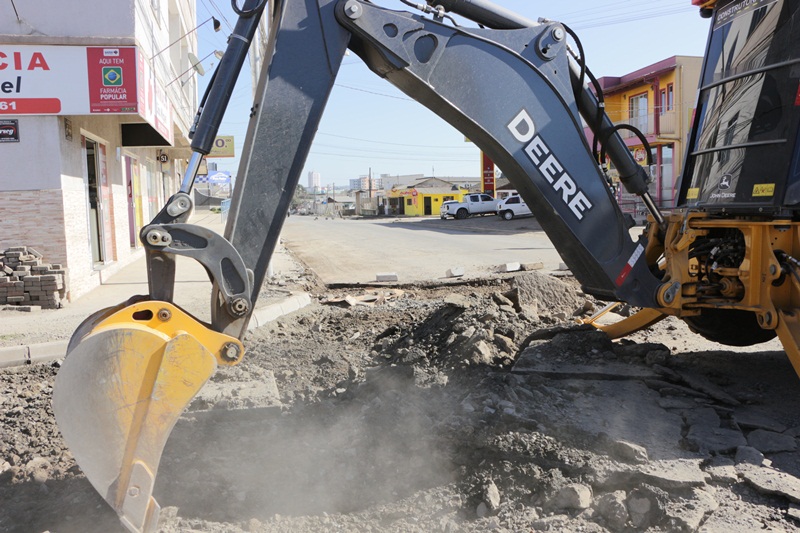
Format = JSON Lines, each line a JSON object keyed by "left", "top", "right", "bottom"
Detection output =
{"left": 53, "top": 0, "right": 800, "bottom": 530}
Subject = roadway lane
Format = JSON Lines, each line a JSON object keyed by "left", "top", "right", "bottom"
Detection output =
{"left": 279, "top": 214, "right": 565, "bottom": 285}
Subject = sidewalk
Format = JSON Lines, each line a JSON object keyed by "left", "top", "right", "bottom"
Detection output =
{"left": 0, "top": 210, "right": 311, "bottom": 367}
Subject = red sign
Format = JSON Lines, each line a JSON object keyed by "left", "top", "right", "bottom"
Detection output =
{"left": 0, "top": 98, "right": 60, "bottom": 114}
{"left": 86, "top": 47, "right": 138, "bottom": 113}
{"left": 481, "top": 152, "right": 495, "bottom": 195}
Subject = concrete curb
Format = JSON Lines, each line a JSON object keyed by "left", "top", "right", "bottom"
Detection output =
{"left": 0, "top": 341, "right": 69, "bottom": 369}
{"left": 0, "top": 292, "right": 313, "bottom": 369}
{"left": 248, "top": 291, "right": 312, "bottom": 331}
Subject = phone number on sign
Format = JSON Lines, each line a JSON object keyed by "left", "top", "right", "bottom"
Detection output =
{"left": 0, "top": 98, "right": 62, "bottom": 113}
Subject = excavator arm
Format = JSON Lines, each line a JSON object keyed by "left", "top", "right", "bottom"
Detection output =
{"left": 174, "top": 0, "right": 670, "bottom": 336}
{"left": 50, "top": 2, "right": 675, "bottom": 530}
{"left": 52, "top": 0, "right": 800, "bottom": 531}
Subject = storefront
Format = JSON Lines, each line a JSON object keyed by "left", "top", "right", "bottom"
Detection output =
{"left": 387, "top": 186, "right": 466, "bottom": 216}
{"left": 0, "top": 44, "right": 189, "bottom": 300}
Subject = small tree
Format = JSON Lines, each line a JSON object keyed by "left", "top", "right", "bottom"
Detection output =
{"left": 292, "top": 184, "right": 308, "bottom": 209}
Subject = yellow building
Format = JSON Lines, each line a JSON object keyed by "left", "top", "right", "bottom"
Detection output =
{"left": 593, "top": 55, "right": 702, "bottom": 214}
{"left": 387, "top": 185, "right": 467, "bottom": 216}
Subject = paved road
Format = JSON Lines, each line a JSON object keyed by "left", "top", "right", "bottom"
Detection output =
{"left": 280, "top": 214, "right": 565, "bottom": 285}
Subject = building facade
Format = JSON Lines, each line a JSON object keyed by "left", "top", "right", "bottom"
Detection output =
{"left": 592, "top": 56, "right": 702, "bottom": 215}
{"left": 387, "top": 178, "right": 467, "bottom": 216}
{"left": 307, "top": 170, "right": 320, "bottom": 193}
{"left": 349, "top": 175, "right": 382, "bottom": 192}
{"left": 0, "top": 0, "right": 199, "bottom": 300}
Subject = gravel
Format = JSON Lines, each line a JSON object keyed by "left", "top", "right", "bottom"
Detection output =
{"left": 2, "top": 267, "right": 800, "bottom": 533}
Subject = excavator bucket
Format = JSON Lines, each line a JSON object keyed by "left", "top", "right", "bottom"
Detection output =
{"left": 53, "top": 301, "right": 243, "bottom": 533}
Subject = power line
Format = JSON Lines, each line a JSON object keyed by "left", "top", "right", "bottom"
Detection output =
{"left": 334, "top": 83, "right": 414, "bottom": 101}
{"left": 312, "top": 143, "right": 474, "bottom": 158}
{"left": 568, "top": 6, "right": 693, "bottom": 30}
{"left": 550, "top": 0, "right": 650, "bottom": 19}
{"left": 309, "top": 151, "right": 472, "bottom": 162}
{"left": 316, "top": 132, "right": 472, "bottom": 149}
{"left": 201, "top": 0, "right": 235, "bottom": 32}
{"left": 552, "top": 0, "right": 686, "bottom": 21}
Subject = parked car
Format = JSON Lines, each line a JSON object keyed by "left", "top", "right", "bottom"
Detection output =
{"left": 496, "top": 195, "right": 532, "bottom": 220}
{"left": 440, "top": 200, "right": 460, "bottom": 219}
{"left": 440, "top": 193, "right": 498, "bottom": 219}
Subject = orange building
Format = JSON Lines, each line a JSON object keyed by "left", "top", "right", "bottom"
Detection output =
{"left": 591, "top": 56, "right": 702, "bottom": 216}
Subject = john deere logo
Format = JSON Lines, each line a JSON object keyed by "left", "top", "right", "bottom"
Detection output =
{"left": 102, "top": 67, "right": 123, "bottom": 86}
{"left": 719, "top": 174, "right": 732, "bottom": 190}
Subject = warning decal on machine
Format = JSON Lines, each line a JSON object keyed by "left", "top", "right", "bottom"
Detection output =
{"left": 753, "top": 183, "right": 775, "bottom": 197}
{"left": 615, "top": 244, "right": 644, "bottom": 287}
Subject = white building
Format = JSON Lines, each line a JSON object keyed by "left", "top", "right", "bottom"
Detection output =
{"left": 380, "top": 173, "right": 425, "bottom": 189}
{"left": 307, "top": 170, "right": 320, "bottom": 193}
{"left": 349, "top": 175, "right": 382, "bottom": 192}
{"left": 381, "top": 173, "right": 480, "bottom": 191}
{"left": 0, "top": 0, "right": 200, "bottom": 300}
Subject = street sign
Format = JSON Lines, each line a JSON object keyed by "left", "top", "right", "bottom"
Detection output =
{"left": 208, "top": 135, "right": 235, "bottom": 158}
{"left": 481, "top": 152, "right": 495, "bottom": 196}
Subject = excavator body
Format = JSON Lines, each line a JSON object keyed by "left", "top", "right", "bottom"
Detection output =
{"left": 50, "top": 0, "right": 800, "bottom": 530}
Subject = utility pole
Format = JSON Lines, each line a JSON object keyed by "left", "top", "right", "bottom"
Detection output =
{"left": 368, "top": 167, "right": 372, "bottom": 199}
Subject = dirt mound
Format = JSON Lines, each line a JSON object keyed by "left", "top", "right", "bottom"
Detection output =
{"left": 511, "top": 271, "right": 584, "bottom": 317}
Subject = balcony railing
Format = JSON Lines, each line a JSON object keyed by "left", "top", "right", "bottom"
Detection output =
{"left": 614, "top": 110, "right": 677, "bottom": 139}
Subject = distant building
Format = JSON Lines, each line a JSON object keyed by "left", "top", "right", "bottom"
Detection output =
{"left": 588, "top": 55, "right": 702, "bottom": 214}
{"left": 382, "top": 174, "right": 481, "bottom": 192}
{"left": 434, "top": 176, "right": 481, "bottom": 191}
{"left": 387, "top": 186, "right": 466, "bottom": 216}
{"left": 380, "top": 173, "right": 425, "bottom": 189}
{"left": 349, "top": 175, "right": 382, "bottom": 192}
{"left": 307, "top": 170, "right": 321, "bottom": 193}
{"left": 385, "top": 177, "right": 467, "bottom": 216}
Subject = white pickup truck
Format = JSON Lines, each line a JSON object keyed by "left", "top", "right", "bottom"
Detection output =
{"left": 440, "top": 193, "right": 498, "bottom": 219}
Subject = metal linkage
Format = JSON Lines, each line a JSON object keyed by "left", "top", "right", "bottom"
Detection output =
{"left": 141, "top": 222, "right": 253, "bottom": 325}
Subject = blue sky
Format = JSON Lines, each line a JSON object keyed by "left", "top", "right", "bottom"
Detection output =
{"left": 195, "top": 0, "right": 711, "bottom": 186}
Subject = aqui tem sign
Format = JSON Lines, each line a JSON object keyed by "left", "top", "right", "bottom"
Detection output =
{"left": 208, "top": 135, "right": 234, "bottom": 158}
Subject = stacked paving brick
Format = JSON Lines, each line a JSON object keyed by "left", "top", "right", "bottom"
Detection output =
{"left": 0, "top": 246, "right": 67, "bottom": 310}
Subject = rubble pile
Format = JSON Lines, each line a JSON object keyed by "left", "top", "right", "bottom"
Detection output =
{"left": 2, "top": 269, "right": 799, "bottom": 532}
{"left": 0, "top": 246, "right": 67, "bottom": 310}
